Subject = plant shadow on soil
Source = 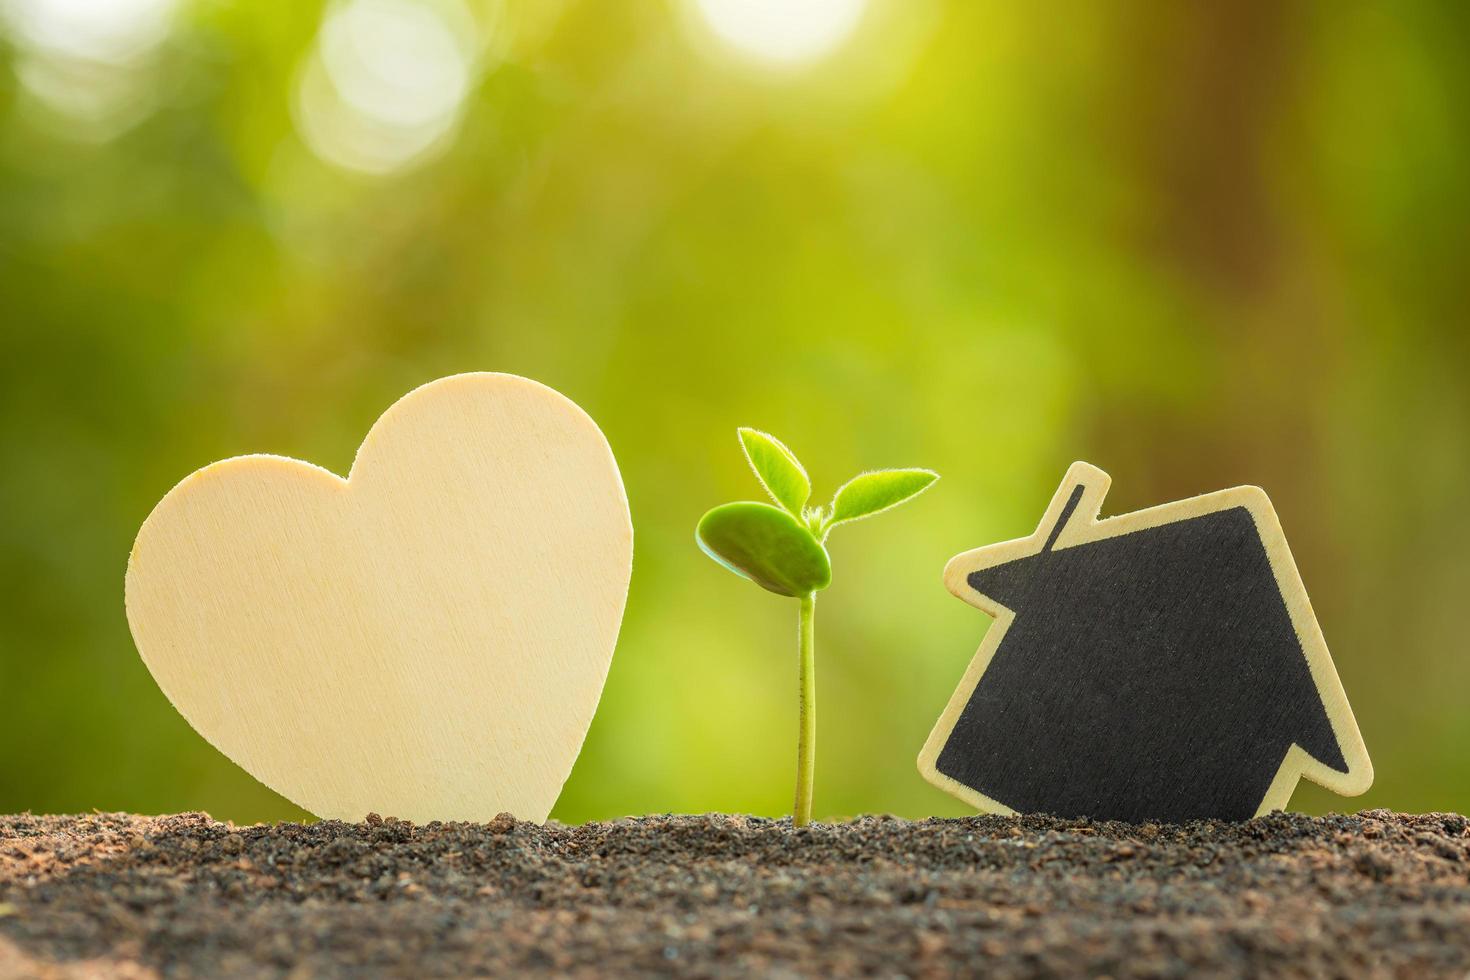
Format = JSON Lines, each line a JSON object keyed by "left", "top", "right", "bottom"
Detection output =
{"left": 1, "top": 810, "right": 1468, "bottom": 977}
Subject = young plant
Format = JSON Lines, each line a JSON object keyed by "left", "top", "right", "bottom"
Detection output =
{"left": 696, "top": 428, "right": 938, "bottom": 827}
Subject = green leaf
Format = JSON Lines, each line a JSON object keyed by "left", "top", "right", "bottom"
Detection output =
{"left": 827, "top": 468, "right": 939, "bottom": 530}
{"left": 737, "top": 428, "right": 810, "bottom": 515}
{"left": 696, "top": 501, "right": 832, "bottom": 597}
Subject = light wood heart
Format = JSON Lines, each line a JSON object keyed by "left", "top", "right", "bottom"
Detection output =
{"left": 124, "top": 373, "right": 632, "bottom": 823}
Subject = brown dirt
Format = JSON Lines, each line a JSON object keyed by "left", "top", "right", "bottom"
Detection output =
{"left": 0, "top": 810, "right": 1467, "bottom": 978}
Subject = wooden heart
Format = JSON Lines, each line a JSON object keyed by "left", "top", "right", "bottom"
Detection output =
{"left": 125, "top": 373, "right": 632, "bottom": 823}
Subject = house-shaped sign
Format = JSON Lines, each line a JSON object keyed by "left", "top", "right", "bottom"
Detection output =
{"left": 919, "top": 462, "right": 1373, "bottom": 822}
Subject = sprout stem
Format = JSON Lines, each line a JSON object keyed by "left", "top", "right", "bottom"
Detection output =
{"left": 794, "top": 592, "right": 816, "bottom": 827}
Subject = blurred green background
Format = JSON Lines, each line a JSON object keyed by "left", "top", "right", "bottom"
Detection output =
{"left": 1, "top": 0, "right": 1466, "bottom": 824}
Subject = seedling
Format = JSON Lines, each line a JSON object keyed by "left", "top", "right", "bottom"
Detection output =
{"left": 696, "top": 428, "right": 937, "bottom": 826}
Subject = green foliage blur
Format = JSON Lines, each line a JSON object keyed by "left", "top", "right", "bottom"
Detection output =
{"left": 2, "top": 0, "right": 1467, "bottom": 824}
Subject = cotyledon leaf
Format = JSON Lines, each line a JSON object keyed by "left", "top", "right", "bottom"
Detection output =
{"left": 696, "top": 501, "right": 831, "bottom": 597}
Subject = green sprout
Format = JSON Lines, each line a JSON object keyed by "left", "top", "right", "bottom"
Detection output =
{"left": 696, "top": 428, "right": 938, "bottom": 827}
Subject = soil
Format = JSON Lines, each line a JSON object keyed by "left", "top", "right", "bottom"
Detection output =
{"left": 0, "top": 810, "right": 1467, "bottom": 978}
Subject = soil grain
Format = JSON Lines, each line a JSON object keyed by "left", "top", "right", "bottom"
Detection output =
{"left": 1, "top": 810, "right": 1467, "bottom": 978}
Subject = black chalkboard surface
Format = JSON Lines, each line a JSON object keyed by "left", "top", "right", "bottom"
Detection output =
{"left": 918, "top": 462, "right": 1373, "bottom": 822}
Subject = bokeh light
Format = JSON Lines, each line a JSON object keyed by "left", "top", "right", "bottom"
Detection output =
{"left": 1, "top": 0, "right": 177, "bottom": 138}
{"left": 294, "top": 0, "right": 481, "bottom": 176}
{"left": 690, "top": 0, "right": 866, "bottom": 67}
{"left": 2, "top": 0, "right": 175, "bottom": 63}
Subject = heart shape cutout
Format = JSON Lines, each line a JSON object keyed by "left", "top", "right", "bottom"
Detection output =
{"left": 125, "top": 373, "right": 632, "bottom": 822}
